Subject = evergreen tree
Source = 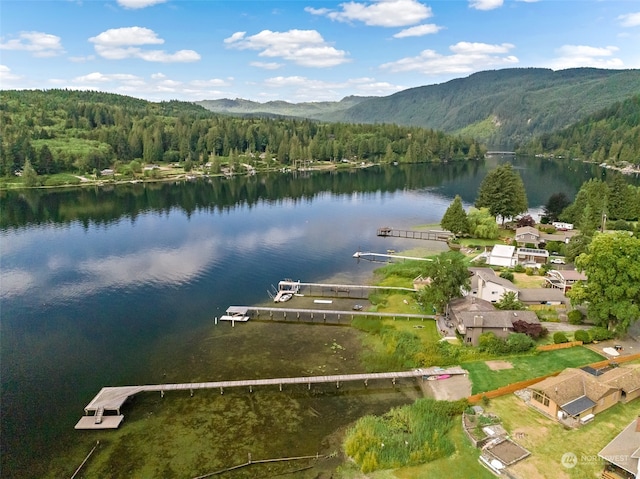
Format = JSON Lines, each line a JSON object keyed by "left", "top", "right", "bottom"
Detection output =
{"left": 475, "top": 164, "right": 528, "bottom": 224}
{"left": 440, "top": 195, "right": 469, "bottom": 236}
{"left": 542, "top": 192, "right": 570, "bottom": 223}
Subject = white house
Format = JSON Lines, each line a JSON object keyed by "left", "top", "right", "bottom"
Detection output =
{"left": 474, "top": 270, "right": 519, "bottom": 303}
{"left": 487, "top": 245, "right": 516, "bottom": 268}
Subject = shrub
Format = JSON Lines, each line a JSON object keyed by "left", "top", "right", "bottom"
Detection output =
{"left": 553, "top": 332, "right": 569, "bottom": 344}
{"left": 525, "top": 267, "right": 535, "bottom": 276}
{"left": 499, "top": 270, "right": 514, "bottom": 282}
{"left": 514, "top": 264, "right": 525, "bottom": 273}
{"left": 590, "top": 327, "right": 615, "bottom": 341}
{"left": 573, "top": 329, "right": 591, "bottom": 344}
{"left": 506, "top": 332, "right": 535, "bottom": 352}
{"left": 567, "top": 309, "right": 584, "bottom": 325}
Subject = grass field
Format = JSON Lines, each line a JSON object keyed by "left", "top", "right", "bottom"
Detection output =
{"left": 486, "top": 393, "right": 640, "bottom": 479}
{"left": 463, "top": 347, "right": 605, "bottom": 394}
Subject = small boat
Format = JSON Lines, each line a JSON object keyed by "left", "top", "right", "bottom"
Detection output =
{"left": 279, "top": 293, "right": 293, "bottom": 302}
{"left": 436, "top": 374, "right": 451, "bottom": 380}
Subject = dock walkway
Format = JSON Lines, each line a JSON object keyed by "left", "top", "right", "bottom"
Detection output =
{"left": 377, "top": 227, "right": 453, "bottom": 242}
{"left": 77, "top": 367, "right": 466, "bottom": 430}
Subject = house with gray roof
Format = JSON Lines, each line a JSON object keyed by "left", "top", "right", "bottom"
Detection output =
{"left": 448, "top": 296, "right": 540, "bottom": 346}
{"left": 598, "top": 417, "right": 640, "bottom": 479}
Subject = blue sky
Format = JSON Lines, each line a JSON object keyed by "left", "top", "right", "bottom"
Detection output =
{"left": 1, "top": 0, "right": 639, "bottom": 103}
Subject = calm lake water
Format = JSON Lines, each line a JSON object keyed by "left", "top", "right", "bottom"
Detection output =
{"left": 0, "top": 158, "right": 629, "bottom": 477}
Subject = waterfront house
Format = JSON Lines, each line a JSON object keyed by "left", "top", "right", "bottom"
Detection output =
{"left": 515, "top": 226, "right": 541, "bottom": 247}
{"left": 487, "top": 245, "right": 516, "bottom": 268}
{"left": 448, "top": 296, "right": 540, "bottom": 346}
{"left": 545, "top": 269, "right": 587, "bottom": 294}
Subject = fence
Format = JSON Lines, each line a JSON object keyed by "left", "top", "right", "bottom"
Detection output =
{"left": 467, "top": 352, "right": 640, "bottom": 403}
{"left": 536, "top": 341, "right": 582, "bottom": 351}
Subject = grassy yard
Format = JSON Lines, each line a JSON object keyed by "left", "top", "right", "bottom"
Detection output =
{"left": 486, "top": 393, "right": 640, "bottom": 479}
{"left": 511, "top": 272, "right": 547, "bottom": 288}
{"left": 463, "top": 347, "right": 605, "bottom": 394}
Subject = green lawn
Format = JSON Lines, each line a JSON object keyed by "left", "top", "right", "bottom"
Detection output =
{"left": 487, "top": 393, "right": 640, "bottom": 479}
{"left": 463, "top": 347, "right": 605, "bottom": 394}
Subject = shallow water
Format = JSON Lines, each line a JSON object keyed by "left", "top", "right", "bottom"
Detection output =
{"left": 1, "top": 160, "right": 622, "bottom": 477}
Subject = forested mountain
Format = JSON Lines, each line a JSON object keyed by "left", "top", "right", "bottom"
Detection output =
{"left": 196, "top": 95, "right": 371, "bottom": 119}
{"left": 519, "top": 95, "right": 640, "bottom": 169}
{"left": 198, "top": 68, "right": 640, "bottom": 148}
{"left": 0, "top": 89, "right": 484, "bottom": 182}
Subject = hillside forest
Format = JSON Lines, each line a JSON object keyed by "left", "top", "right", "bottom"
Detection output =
{"left": 520, "top": 95, "right": 640, "bottom": 169}
{"left": 0, "top": 90, "right": 485, "bottom": 186}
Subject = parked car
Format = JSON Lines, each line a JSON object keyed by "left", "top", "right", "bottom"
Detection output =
{"left": 550, "top": 258, "right": 565, "bottom": 264}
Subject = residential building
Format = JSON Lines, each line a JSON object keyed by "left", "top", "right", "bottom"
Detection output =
{"left": 449, "top": 296, "right": 540, "bottom": 346}
{"left": 545, "top": 269, "right": 587, "bottom": 294}
{"left": 528, "top": 366, "right": 640, "bottom": 426}
{"left": 515, "top": 226, "right": 541, "bottom": 247}
{"left": 487, "top": 245, "right": 516, "bottom": 268}
{"left": 598, "top": 418, "right": 640, "bottom": 479}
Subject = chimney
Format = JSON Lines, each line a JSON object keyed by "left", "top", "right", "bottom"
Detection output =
{"left": 474, "top": 315, "right": 483, "bottom": 327}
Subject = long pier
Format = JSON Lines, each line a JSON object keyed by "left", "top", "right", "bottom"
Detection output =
{"left": 77, "top": 367, "right": 467, "bottom": 430}
{"left": 275, "top": 279, "right": 417, "bottom": 299}
{"left": 244, "top": 305, "right": 433, "bottom": 324}
{"left": 376, "top": 227, "right": 453, "bottom": 242}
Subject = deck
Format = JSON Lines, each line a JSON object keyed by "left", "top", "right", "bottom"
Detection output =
{"left": 78, "top": 367, "right": 467, "bottom": 429}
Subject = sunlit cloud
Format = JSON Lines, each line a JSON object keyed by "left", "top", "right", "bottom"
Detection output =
{"left": 224, "top": 29, "right": 349, "bottom": 67}
{"left": 0, "top": 31, "right": 64, "bottom": 57}
{"left": 305, "top": 0, "right": 432, "bottom": 27}
{"left": 89, "top": 27, "right": 200, "bottom": 63}
{"left": 381, "top": 41, "right": 518, "bottom": 75}
{"left": 117, "top": 0, "right": 168, "bottom": 8}
{"left": 549, "top": 44, "right": 624, "bottom": 69}
{"left": 618, "top": 12, "right": 640, "bottom": 28}
{"left": 393, "top": 24, "right": 443, "bottom": 38}
{"left": 469, "top": 0, "right": 503, "bottom": 10}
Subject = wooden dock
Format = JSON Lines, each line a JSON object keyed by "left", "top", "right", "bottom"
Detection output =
{"left": 275, "top": 279, "right": 417, "bottom": 299}
{"left": 244, "top": 305, "right": 433, "bottom": 323}
{"left": 77, "top": 366, "right": 467, "bottom": 430}
{"left": 353, "top": 251, "right": 433, "bottom": 264}
{"left": 376, "top": 227, "right": 453, "bottom": 242}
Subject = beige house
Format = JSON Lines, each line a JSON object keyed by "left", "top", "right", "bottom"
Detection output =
{"left": 515, "top": 226, "right": 541, "bottom": 246}
{"left": 529, "top": 366, "right": 640, "bottom": 425}
{"left": 473, "top": 270, "right": 519, "bottom": 303}
{"left": 598, "top": 418, "right": 640, "bottom": 479}
{"left": 545, "top": 269, "right": 587, "bottom": 294}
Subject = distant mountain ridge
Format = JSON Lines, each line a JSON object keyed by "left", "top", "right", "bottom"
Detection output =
{"left": 197, "top": 68, "right": 640, "bottom": 148}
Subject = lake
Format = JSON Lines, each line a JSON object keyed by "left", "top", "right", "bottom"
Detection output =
{"left": 0, "top": 157, "right": 628, "bottom": 477}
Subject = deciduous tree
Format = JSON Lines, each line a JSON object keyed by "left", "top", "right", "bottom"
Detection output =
{"left": 417, "top": 251, "right": 470, "bottom": 313}
{"left": 567, "top": 232, "right": 640, "bottom": 333}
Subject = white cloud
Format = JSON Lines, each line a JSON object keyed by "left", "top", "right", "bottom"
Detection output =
{"left": 73, "top": 72, "right": 142, "bottom": 83}
{"left": 450, "top": 41, "right": 514, "bottom": 54}
{"left": 549, "top": 44, "right": 624, "bottom": 70}
{"left": 469, "top": 0, "right": 503, "bottom": 11}
{"left": 190, "top": 78, "right": 233, "bottom": 87}
{"left": 250, "top": 61, "right": 283, "bottom": 70}
{"left": 261, "top": 75, "right": 404, "bottom": 100}
{"left": 380, "top": 41, "right": 518, "bottom": 75}
{"left": 69, "top": 55, "right": 96, "bottom": 63}
{"left": 117, "top": 0, "right": 167, "bottom": 8}
{"left": 0, "top": 64, "right": 22, "bottom": 82}
{"left": 305, "top": 0, "right": 432, "bottom": 27}
{"left": 618, "top": 12, "right": 640, "bottom": 28}
{"left": 224, "top": 29, "right": 349, "bottom": 67}
{"left": 89, "top": 26, "right": 164, "bottom": 46}
{"left": 393, "top": 23, "right": 442, "bottom": 38}
{"left": 0, "top": 31, "right": 64, "bottom": 57}
{"left": 89, "top": 27, "right": 200, "bottom": 62}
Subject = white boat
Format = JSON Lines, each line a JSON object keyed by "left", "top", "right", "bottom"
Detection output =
{"left": 278, "top": 293, "right": 293, "bottom": 302}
